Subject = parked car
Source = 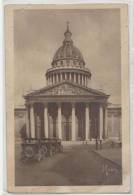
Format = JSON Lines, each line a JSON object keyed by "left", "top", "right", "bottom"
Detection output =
{"left": 21, "top": 138, "right": 63, "bottom": 162}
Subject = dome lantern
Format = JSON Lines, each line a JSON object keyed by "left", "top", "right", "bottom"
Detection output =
{"left": 63, "top": 21, "right": 73, "bottom": 43}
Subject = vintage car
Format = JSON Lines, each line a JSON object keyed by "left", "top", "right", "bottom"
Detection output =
{"left": 21, "top": 138, "right": 63, "bottom": 162}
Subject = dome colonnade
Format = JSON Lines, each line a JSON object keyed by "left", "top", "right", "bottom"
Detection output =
{"left": 46, "top": 67, "right": 90, "bottom": 87}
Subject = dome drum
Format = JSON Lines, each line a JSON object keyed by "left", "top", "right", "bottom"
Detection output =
{"left": 46, "top": 69, "right": 91, "bottom": 87}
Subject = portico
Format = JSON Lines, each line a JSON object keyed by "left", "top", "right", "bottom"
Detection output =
{"left": 25, "top": 95, "right": 108, "bottom": 142}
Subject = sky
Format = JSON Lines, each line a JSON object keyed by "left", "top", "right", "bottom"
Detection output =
{"left": 14, "top": 8, "right": 121, "bottom": 107}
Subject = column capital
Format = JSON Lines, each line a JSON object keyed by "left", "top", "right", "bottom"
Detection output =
{"left": 43, "top": 102, "right": 48, "bottom": 107}
{"left": 29, "top": 102, "right": 35, "bottom": 107}
{"left": 104, "top": 104, "right": 108, "bottom": 109}
{"left": 85, "top": 102, "right": 90, "bottom": 107}
{"left": 99, "top": 104, "right": 103, "bottom": 108}
{"left": 25, "top": 102, "right": 29, "bottom": 107}
{"left": 71, "top": 102, "right": 75, "bottom": 107}
{"left": 57, "top": 102, "right": 61, "bottom": 107}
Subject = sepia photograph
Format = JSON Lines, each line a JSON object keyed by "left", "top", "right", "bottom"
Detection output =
{"left": 5, "top": 4, "right": 130, "bottom": 193}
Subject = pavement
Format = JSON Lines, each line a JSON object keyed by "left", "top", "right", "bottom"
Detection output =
{"left": 94, "top": 148, "right": 122, "bottom": 167}
{"left": 15, "top": 144, "right": 122, "bottom": 186}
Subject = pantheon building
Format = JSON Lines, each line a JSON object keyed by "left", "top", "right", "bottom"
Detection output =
{"left": 24, "top": 24, "right": 109, "bottom": 142}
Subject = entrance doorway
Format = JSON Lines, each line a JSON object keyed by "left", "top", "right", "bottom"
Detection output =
{"left": 34, "top": 103, "right": 44, "bottom": 139}
{"left": 62, "top": 118, "right": 71, "bottom": 141}
{"left": 62, "top": 103, "right": 72, "bottom": 141}
{"left": 76, "top": 103, "right": 85, "bottom": 141}
{"left": 90, "top": 104, "right": 99, "bottom": 139}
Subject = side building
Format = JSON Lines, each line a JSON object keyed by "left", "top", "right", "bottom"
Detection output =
{"left": 107, "top": 104, "right": 121, "bottom": 140}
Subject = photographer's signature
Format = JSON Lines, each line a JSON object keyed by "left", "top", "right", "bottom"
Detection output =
{"left": 102, "top": 163, "right": 119, "bottom": 177}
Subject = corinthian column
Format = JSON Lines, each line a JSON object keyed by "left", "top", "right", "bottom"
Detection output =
{"left": 104, "top": 107, "right": 108, "bottom": 139}
{"left": 44, "top": 103, "right": 49, "bottom": 138}
{"left": 71, "top": 103, "right": 76, "bottom": 141}
{"left": 78, "top": 74, "right": 80, "bottom": 84}
{"left": 99, "top": 106, "right": 103, "bottom": 140}
{"left": 30, "top": 104, "right": 35, "bottom": 138}
{"left": 56, "top": 73, "right": 58, "bottom": 83}
{"left": 25, "top": 104, "right": 30, "bottom": 138}
{"left": 58, "top": 103, "right": 62, "bottom": 139}
{"left": 74, "top": 73, "right": 77, "bottom": 83}
{"left": 86, "top": 76, "right": 88, "bottom": 87}
{"left": 82, "top": 75, "right": 85, "bottom": 85}
{"left": 69, "top": 72, "right": 71, "bottom": 81}
{"left": 65, "top": 72, "right": 67, "bottom": 80}
{"left": 60, "top": 73, "right": 62, "bottom": 82}
{"left": 51, "top": 76, "right": 53, "bottom": 85}
{"left": 85, "top": 103, "right": 90, "bottom": 141}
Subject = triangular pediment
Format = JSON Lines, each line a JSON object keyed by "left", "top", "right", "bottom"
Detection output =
{"left": 25, "top": 82, "right": 108, "bottom": 98}
{"left": 38, "top": 83, "right": 93, "bottom": 96}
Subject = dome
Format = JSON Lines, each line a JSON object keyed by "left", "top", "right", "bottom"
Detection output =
{"left": 52, "top": 23, "right": 85, "bottom": 67}
{"left": 46, "top": 22, "right": 91, "bottom": 88}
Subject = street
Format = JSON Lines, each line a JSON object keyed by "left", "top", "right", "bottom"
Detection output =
{"left": 15, "top": 144, "right": 122, "bottom": 186}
